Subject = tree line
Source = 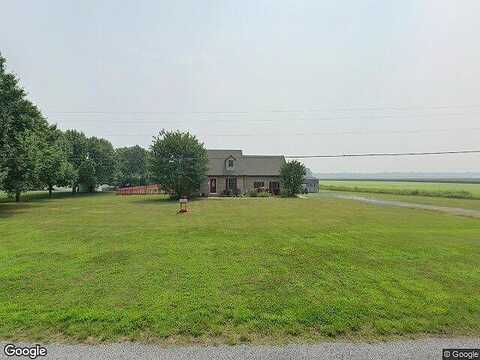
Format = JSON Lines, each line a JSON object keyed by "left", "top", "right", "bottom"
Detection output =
{"left": 1, "top": 53, "right": 306, "bottom": 201}
{"left": 0, "top": 54, "right": 150, "bottom": 201}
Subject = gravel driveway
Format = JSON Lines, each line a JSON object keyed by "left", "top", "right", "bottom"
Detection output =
{"left": 2, "top": 338, "right": 479, "bottom": 360}
{"left": 325, "top": 193, "right": 480, "bottom": 218}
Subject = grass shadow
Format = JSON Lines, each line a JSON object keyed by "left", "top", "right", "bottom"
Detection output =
{"left": 0, "top": 192, "right": 113, "bottom": 219}
{"left": 0, "top": 191, "right": 110, "bottom": 204}
{"left": 0, "top": 203, "right": 36, "bottom": 219}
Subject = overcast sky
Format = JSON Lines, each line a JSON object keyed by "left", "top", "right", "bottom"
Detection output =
{"left": 2, "top": 0, "right": 480, "bottom": 173}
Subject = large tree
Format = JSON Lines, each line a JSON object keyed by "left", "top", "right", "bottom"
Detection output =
{"left": 87, "top": 136, "right": 116, "bottom": 185}
{"left": 115, "top": 145, "right": 149, "bottom": 187}
{"left": 36, "top": 140, "right": 71, "bottom": 197}
{"left": 0, "top": 53, "right": 49, "bottom": 201}
{"left": 78, "top": 159, "right": 96, "bottom": 193}
{"left": 58, "top": 130, "right": 88, "bottom": 193}
{"left": 280, "top": 160, "right": 306, "bottom": 197}
{"left": 149, "top": 130, "right": 208, "bottom": 199}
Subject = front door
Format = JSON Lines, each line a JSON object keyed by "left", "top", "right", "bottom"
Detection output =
{"left": 209, "top": 178, "right": 217, "bottom": 193}
{"left": 227, "top": 177, "right": 237, "bottom": 191}
{"left": 269, "top": 181, "right": 280, "bottom": 195}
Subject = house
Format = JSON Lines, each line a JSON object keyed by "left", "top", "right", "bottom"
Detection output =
{"left": 200, "top": 149, "right": 286, "bottom": 196}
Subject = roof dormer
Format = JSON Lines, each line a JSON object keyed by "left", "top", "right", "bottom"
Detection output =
{"left": 225, "top": 155, "right": 236, "bottom": 170}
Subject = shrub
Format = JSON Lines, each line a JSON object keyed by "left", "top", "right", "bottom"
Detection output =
{"left": 222, "top": 189, "right": 232, "bottom": 196}
{"left": 280, "top": 161, "right": 307, "bottom": 197}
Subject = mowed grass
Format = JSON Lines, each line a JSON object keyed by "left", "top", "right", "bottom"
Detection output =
{"left": 0, "top": 193, "right": 479, "bottom": 344}
{"left": 320, "top": 180, "right": 480, "bottom": 199}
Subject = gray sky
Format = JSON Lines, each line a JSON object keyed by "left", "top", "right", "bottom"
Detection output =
{"left": 2, "top": 0, "right": 479, "bottom": 173}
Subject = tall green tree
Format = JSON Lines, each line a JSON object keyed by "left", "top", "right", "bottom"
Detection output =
{"left": 280, "top": 160, "right": 306, "bottom": 197}
{"left": 0, "top": 53, "right": 48, "bottom": 201}
{"left": 36, "top": 141, "right": 70, "bottom": 197}
{"left": 78, "top": 158, "right": 96, "bottom": 193}
{"left": 115, "top": 145, "right": 149, "bottom": 187}
{"left": 58, "top": 129, "right": 88, "bottom": 193}
{"left": 87, "top": 137, "right": 116, "bottom": 185}
{"left": 149, "top": 130, "right": 208, "bottom": 199}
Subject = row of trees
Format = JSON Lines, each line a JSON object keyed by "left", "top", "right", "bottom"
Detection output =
{"left": 1, "top": 52, "right": 306, "bottom": 201}
{"left": 0, "top": 53, "right": 152, "bottom": 201}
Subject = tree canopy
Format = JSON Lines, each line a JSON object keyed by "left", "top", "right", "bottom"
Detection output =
{"left": 78, "top": 159, "right": 96, "bottom": 193}
{"left": 280, "top": 160, "right": 307, "bottom": 197}
{"left": 0, "top": 53, "right": 119, "bottom": 199}
{"left": 0, "top": 52, "right": 50, "bottom": 201}
{"left": 87, "top": 137, "right": 116, "bottom": 185}
{"left": 57, "top": 131, "right": 116, "bottom": 193}
{"left": 115, "top": 145, "right": 150, "bottom": 187}
{"left": 149, "top": 130, "right": 208, "bottom": 199}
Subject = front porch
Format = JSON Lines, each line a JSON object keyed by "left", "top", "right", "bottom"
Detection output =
{"left": 204, "top": 176, "right": 281, "bottom": 196}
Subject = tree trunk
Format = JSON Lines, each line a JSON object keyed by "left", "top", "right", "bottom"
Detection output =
{"left": 48, "top": 185, "right": 53, "bottom": 198}
{"left": 72, "top": 184, "right": 76, "bottom": 194}
{"left": 15, "top": 192, "right": 20, "bottom": 202}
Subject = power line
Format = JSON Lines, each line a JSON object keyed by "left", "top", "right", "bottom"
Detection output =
{"left": 44, "top": 104, "right": 480, "bottom": 115}
{"left": 56, "top": 150, "right": 480, "bottom": 162}
{"left": 47, "top": 111, "right": 480, "bottom": 124}
{"left": 285, "top": 150, "right": 480, "bottom": 159}
{"left": 90, "top": 127, "right": 480, "bottom": 137}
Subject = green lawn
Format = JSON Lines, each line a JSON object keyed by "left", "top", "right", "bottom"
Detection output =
{"left": 319, "top": 180, "right": 480, "bottom": 199}
{"left": 0, "top": 193, "right": 479, "bottom": 344}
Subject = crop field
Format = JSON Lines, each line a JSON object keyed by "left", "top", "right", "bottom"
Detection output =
{"left": 319, "top": 180, "right": 480, "bottom": 199}
{"left": 0, "top": 193, "right": 479, "bottom": 344}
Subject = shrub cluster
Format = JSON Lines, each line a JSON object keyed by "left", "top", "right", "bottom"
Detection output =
{"left": 247, "top": 190, "right": 271, "bottom": 197}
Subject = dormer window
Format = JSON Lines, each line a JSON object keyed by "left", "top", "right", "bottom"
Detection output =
{"left": 226, "top": 156, "right": 235, "bottom": 170}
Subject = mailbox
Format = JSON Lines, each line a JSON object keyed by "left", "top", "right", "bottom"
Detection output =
{"left": 179, "top": 197, "right": 188, "bottom": 213}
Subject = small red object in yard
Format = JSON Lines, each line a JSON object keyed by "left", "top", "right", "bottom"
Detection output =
{"left": 178, "top": 197, "right": 188, "bottom": 213}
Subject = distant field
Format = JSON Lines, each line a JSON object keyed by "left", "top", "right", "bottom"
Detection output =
{"left": 319, "top": 180, "right": 480, "bottom": 199}
{"left": 1, "top": 193, "right": 479, "bottom": 344}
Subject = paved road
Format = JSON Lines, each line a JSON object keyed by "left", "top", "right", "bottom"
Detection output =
{"left": 325, "top": 193, "right": 480, "bottom": 219}
{"left": 1, "top": 338, "right": 479, "bottom": 360}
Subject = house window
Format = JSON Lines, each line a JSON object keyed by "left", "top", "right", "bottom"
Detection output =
{"left": 254, "top": 181, "right": 264, "bottom": 189}
{"left": 227, "top": 159, "right": 234, "bottom": 169}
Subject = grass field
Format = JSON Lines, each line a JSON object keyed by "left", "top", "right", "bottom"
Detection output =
{"left": 319, "top": 180, "right": 480, "bottom": 199}
{"left": 0, "top": 193, "right": 479, "bottom": 344}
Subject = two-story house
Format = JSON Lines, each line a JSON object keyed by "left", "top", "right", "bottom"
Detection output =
{"left": 200, "top": 149, "right": 286, "bottom": 196}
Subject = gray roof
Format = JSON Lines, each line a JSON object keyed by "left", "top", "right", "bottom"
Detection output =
{"left": 305, "top": 168, "right": 319, "bottom": 180}
{"left": 207, "top": 149, "right": 286, "bottom": 176}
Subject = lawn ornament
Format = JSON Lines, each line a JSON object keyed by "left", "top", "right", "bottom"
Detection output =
{"left": 178, "top": 197, "right": 188, "bottom": 213}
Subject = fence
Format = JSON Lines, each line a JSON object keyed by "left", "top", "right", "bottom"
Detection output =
{"left": 116, "top": 184, "right": 162, "bottom": 195}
